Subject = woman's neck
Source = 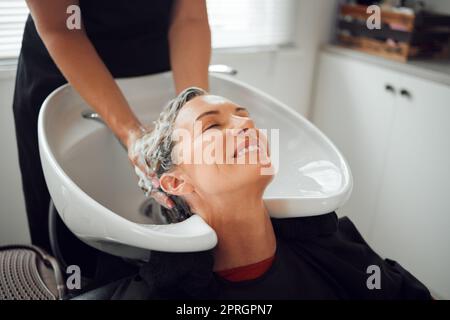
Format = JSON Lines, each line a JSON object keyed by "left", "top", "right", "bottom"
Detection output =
{"left": 199, "top": 196, "right": 277, "bottom": 272}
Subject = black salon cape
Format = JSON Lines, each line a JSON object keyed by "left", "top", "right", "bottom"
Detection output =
{"left": 111, "top": 213, "right": 431, "bottom": 300}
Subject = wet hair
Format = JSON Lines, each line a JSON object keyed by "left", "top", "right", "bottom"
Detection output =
{"left": 142, "top": 87, "right": 207, "bottom": 223}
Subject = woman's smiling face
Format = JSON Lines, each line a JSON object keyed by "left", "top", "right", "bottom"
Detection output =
{"left": 162, "top": 94, "right": 274, "bottom": 198}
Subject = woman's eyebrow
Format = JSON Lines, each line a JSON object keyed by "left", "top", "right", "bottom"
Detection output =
{"left": 195, "top": 106, "right": 249, "bottom": 122}
{"left": 236, "top": 107, "right": 249, "bottom": 113}
{"left": 195, "top": 110, "right": 220, "bottom": 122}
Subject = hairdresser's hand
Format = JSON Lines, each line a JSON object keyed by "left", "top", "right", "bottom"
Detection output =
{"left": 127, "top": 129, "right": 175, "bottom": 210}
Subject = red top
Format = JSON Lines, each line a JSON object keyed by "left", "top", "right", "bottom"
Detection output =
{"left": 216, "top": 255, "right": 275, "bottom": 282}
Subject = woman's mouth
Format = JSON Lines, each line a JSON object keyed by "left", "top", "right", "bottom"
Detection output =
{"left": 233, "top": 138, "right": 260, "bottom": 158}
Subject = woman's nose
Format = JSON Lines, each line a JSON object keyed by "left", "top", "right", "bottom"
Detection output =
{"left": 230, "top": 114, "right": 254, "bottom": 132}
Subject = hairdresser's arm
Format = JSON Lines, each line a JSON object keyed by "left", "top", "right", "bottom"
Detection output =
{"left": 169, "top": 0, "right": 211, "bottom": 94}
{"left": 26, "top": 0, "right": 144, "bottom": 149}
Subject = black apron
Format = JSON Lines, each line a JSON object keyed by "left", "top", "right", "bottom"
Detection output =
{"left": 12, "top": 1, "right": 174, "bottom": 261}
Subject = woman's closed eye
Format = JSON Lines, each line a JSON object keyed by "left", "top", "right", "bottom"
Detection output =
{"left": 201, "top": 109, "right": 250, "bottom": 132}
{"left": 236, "top": 109, "right": 250, "bottom": 118}
{"left": 203, "top": 122, "right": 221, "bottom": 132}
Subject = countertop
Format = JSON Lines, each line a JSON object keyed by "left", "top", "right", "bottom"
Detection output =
{"left": 322, "top": 44, "right": 450, "bottom": 87}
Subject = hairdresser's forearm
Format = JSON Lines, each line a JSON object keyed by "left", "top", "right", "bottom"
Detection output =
{"left": 40, "top": 31, "right": 143, "bottom": 148}
{"left": 169, "top": 19, "right": 211, "bottom": 94}
{"left": 26, "top": 0, "right": 142, "bottom": 148}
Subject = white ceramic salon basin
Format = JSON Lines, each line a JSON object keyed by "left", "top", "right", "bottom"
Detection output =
{"left": 38, "top": 72, "right": 352, "bottom": 260}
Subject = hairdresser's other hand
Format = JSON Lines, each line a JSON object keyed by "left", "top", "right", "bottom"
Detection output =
{"left": 127, "top": 128, "right": 175, "bottom": 209}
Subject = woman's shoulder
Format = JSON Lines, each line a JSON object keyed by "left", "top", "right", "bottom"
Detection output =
{"left": 271, "top": 212, "right": 369, "bottom": 245}
{"left": 273, "top": 214, "right": 432, "bottom": 299}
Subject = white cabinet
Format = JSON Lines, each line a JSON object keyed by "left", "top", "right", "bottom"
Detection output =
{"left": 370, "top": 73, "right": 450, "bottom": 299}
{"left": 312, "top": 51, "right": 450, "bottom": 299}
{"left": 312, "top": 52, "right": 399, "bottom": 237}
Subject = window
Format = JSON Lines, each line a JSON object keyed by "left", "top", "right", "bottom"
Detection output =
{"left": 0, "top": 0, "right": 28, "bottom": 59}
{"left": 0, "top": 0, "right": 298, "bottom": 60}
{"left": 206, "top": 0, "right": 297, "bottom": 49}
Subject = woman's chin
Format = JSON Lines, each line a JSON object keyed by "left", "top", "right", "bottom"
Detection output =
{"left": 231, "top": 162, "right": 275, "bottom": 185}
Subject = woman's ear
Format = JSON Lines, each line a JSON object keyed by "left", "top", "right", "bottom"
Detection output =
{"left": 159, "top": 171, "right": 194, "bottom": 196}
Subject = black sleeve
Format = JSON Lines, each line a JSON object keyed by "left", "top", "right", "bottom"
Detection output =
{"left": 382, "top": 258, "right": 433, "bottom": 300}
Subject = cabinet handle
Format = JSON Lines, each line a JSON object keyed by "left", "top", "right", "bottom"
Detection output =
{"left": 385, "top": 84, "right": 396, "bottom": 94}
{"left": 400, "top": 89, "right": 412, "bottom": 99}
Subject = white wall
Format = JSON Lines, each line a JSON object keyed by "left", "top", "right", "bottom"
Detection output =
{"left": 211, "top": 48, "right": 307, "bottom": 112}
{"left": 423, "top": 0, "right": 450, "bottom": 15}
{"left": 212, "top": 0, "right": 338, "bottom": 117}
{"left": 0, "top": 69, "right": 30, "bottom": 245}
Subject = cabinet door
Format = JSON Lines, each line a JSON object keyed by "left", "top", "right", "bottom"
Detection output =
{"left": 370, "top": 75, "right": 450, "bottom": 299}
{"left": 312, "top": 52, "right": 399, "bottom": 237}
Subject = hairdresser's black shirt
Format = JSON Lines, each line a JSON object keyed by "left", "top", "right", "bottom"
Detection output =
{"left": 113, "top": 213, "right": 432, "bottom": 300}
{"left": 21, "top": 0, "right": 174, "bottom": 78}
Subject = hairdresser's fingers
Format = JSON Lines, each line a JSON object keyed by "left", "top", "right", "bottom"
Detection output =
{"left": 134, "top": 162, "right": 159, "bottom": 189}
{"left": 149, "top": 174, "right": 160, "bottom": 188}
{"left": 135, "top": 167, "right": 151, "bottom": 193}
{"left": 137, "top": 177, "right": 166, "bottom": 207}
{"left": 135, "top": 156, "right": 160, "bottom": 188}
{"left": 151, "top": 190, "right": 175, "bottom": 209}
{"left": 128, "top": 135, "right": 174, "bottom": 209}
{"left": 136, "top": 166, "right": 171, "bottom": 207}
{"left": 128, "top": 137, "right": 151, "bottom": 173}
{"left": 130, "top": 153, "right": 155, "bottom": 181}
{"left": 129, "top": 149, "right": 146, "bottom": 172}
